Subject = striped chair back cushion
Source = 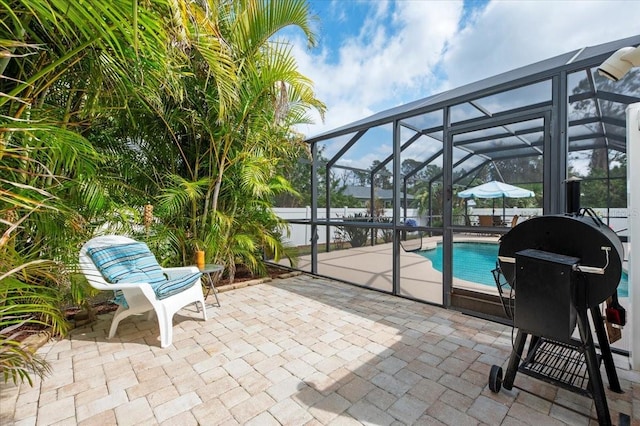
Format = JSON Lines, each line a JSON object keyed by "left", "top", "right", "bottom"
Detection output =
{"left": 87, "top": 242, "right": 166, "bottom": 285}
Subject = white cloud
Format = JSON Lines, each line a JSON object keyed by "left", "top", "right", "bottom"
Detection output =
{"left": 440, "top": 0, "right": 640, "bottom": 89}
{"left": 292, "top": 0, "right": 639, "bottom": 170}
{"left": 293, "top": 1, "right": 464, "bottom": 138}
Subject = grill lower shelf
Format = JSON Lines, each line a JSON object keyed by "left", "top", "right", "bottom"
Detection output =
{"left": 519, "top": 338, "right": 598, "bottom": 397}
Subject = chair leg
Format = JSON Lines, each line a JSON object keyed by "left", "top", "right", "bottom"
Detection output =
{"left": 157, "top": 308, "right": 173, "bottom": 348}
{"left": 198, "top": 295, "right": 208, "bottom": 321}
{"left": 108, "top": 305, "right": 131, "bottom": 339}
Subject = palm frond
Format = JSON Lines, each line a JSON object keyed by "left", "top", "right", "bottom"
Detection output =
{"left": 156, "top": 174, "right": 210, "bottom": 218}
{"left": 0, "top": 330, "right": 51, "bottom": 386}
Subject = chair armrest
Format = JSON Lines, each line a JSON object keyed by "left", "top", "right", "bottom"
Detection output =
{"left": 162, "top": 266, "right": 200, "bottom": 279}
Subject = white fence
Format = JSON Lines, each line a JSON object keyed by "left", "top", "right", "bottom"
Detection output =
{"left": 274, "top": 207, "right": 629, "bottom": 247}
{"left": 273, "top": 207, "right": 422, "bottom": 247}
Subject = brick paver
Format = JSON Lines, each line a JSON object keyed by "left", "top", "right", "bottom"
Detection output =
{"left": 1, "top": 275, "right": 636, "bottom": 425}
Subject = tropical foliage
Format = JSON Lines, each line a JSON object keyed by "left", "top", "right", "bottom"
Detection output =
{"left": 277, "top": 147, "right": 359, "bottom": 208}
{"left": 1, "top": 0, "right": 324, "bottom": 384}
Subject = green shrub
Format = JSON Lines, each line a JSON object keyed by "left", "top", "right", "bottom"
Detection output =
{"left": 342, "top": 213, "right": 371, "bottom": 247}
{"left": 376, "top": 216, "right": 393, "bottom": 243}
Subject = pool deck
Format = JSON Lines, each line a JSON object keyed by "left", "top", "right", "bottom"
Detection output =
{"left": 288, "top": 236, "right": 632, "bottom": 354}
{"left": 1, "top": 274, "right": 637, "bottom": 425}
{"left": 290, "top": 236, "right": 504, "bottom": 305}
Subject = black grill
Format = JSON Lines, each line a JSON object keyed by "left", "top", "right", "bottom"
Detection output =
{"left": 487, "top": 208, "right": 625, "bottom": 426}
{"left": 499, "top": 213, "right": 623, "bottom": 309}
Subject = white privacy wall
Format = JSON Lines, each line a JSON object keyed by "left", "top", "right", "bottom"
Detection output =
{"left": 273, "top": 207, "right": 422, "bottom": 247}
{"left": 274, "top": 207, "right": 629, "bottom": 247}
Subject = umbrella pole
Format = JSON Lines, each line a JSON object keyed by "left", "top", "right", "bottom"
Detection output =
{"left": 465, "top": 199, "right": 468, "bottom": 225}
{"left": 503, "top": 195, "right": 506, "bottom": 225}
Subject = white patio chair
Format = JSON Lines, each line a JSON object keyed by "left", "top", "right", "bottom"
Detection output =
{"left": 79, "top": 235, "right": 207, "bottom": 348}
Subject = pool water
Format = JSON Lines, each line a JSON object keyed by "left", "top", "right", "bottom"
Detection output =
{"left": 419, "top": 242, "right": 629, "bottom": 298}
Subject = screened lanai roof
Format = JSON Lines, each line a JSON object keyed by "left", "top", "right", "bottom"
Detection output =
{"left": 295, "top": 34, "right": 639, "bottom": 323}
{"left": 306, "top": 35, "right": 640, "bottom": 165}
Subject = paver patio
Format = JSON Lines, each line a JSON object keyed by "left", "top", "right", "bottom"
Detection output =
{"left": 1, "top": 274, "right": 637, "bottom": 425}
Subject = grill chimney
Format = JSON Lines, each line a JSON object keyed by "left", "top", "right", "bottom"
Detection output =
{"left": 565, "top": 177, "right": 581, "bottom": 215}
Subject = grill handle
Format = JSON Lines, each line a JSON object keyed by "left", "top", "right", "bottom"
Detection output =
{"left": 499, "top": 248, "right": 611, "bottom": 275}
{"left": 574, "top": 265, "right": 605, "bottom": 275}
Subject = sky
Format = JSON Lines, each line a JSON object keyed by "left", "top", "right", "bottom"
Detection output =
{"left": 287, "top": 0, "right": 640, "bottom": 140}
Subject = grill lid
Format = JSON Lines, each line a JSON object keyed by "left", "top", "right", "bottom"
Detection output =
{"left": 498, "top": 214, "right": 623, "bottom": 307}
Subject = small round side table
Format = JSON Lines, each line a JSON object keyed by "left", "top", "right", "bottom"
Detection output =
{"left": 199, "top": 264, "right": 223, "bottom": 307}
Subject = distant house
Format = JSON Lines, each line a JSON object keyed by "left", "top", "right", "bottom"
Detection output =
{"left": 342, "top": 185, "right": 415, "bottom": 208}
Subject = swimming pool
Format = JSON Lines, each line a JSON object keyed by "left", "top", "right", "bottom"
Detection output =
{"left": 419, "top": 242, "right": 629, "bottom": 297}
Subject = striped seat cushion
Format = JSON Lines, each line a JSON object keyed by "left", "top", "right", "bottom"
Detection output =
{"left": 87, "top": 242, "right": 201, "bottom": 302}
{"left": 154, "top": 272, "right": 202, "bottom": 300}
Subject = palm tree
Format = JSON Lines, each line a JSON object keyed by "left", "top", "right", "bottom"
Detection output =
{"left": 0, "top": 0, "right": 326, "bottom": 384}
{"left": 122, "top": 0, "right": 325, "bottom": 277}
{"left": 0, "top": 0, "right": 180, "bottom": 384}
